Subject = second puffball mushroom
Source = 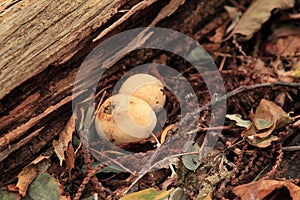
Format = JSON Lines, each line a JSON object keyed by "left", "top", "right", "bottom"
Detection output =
{"left": 118, "top": 73, "right": 166, "bottom": 113}
{"left": 94, "top": 94, "right": 157, "bottom": 146}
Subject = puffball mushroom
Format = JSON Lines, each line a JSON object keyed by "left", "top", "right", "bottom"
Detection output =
{"left": 95, "top": 94, "right": 157, "bottom": 146}
{"left": 118, "top": 73, "right": 166, "bottom": 112}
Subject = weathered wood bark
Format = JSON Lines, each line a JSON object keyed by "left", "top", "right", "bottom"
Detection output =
{"left": 0, "top": 0, "right": 232, "bottom": 183}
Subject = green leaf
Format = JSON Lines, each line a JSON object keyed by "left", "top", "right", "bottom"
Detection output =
{"left": 120, "top": 188, "right": 173, "bottom": 200}
{"left": 182, "top": 142, "right": 201, "bottom": 171}
{"left": 0, "top": 188, "right": 19, "bottom": 200}
{"left": 28, "top": 173, "right": 60, "bottom": 200}
{"left": 226, "top": 114, "right": 251, "bottom": 128}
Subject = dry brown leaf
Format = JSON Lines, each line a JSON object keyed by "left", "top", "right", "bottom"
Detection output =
{"left": 233, "top": 180, "right": 300, "bottom": 200}
{"left": 266, "top": 35, "right": 300, "bottom": 57}
{"left": 53, "top": 115, "right": 75, "bottom": 166}
{"left": 243, "top": 99, "right": 292, "bottom": 138}
{"left": 65, "top": 143, "right": 75, "bottom": 180}
{"left": 16, "top": 155, "right": 50, "bottom": 197}
{"left": 209, "top": 25, "right": 226, "bottom": 44}
{"left": 203, "top": 192, "right": 212, "bottom": 200}
{"left": 224, "top": 5, "right": 242, "bottom": 34}
{"left": 254, "top": 99, "right": 292, "bottom": 135}
{"left": 231, "top": 0, "right": 295, "bottom": 41}
{"left": 266, "top": 21, "right": 300, "bottom": 57}
{"left": 160, "top": 124, "right": 175, "bottom": 144}
{"left": 17, "top": 166, "right": 37, "bottom": 197}
{"left": 264, "top": 99, "right": 292, "bottom": 130}
{"left": 242, "top": 99, "right": 292, "bottom": 147}
{"left": 7, "top": 184, "right": 19, "bottom": 192}
{"left": 247, "top": 134, "right": 279, "bottom": 148}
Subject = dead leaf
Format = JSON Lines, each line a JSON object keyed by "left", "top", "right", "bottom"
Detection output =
{"left": 16, "top": 155, "right": 50, "bottom": 197}
{"left": 254, "top": 99, "right": 292, "bottom": 134}
{"left": 242, "top": 99, "right": 292, "bottom": 147}
{"left": 203, "top": 193, "right": 212, "bottom": 200}
{"left": 243, "top": 99, "right": 292, "bottom": 138}
{"left": 53, "top": 115, "right": 75, "bottom": 166}
{"left": 17, "top": 167, "right": 38, "bottom": 197}
{"left": 265, "top": 21, "right": 300, "bottom": 57}
{"left": 247, "top": 135, "right": 279, "bottom": 148}
{"left": 160, "top": 124, "right": 174, "bottom": 144}
{"left": 7, "top": 184, "right": 18, "bottom": 192}
{"left": 233, "top": 180, "right": 300, "bottom": 200}
{"left": 231, "top": 0, "right": 295, "bottom": 41}
{"left": 208, "top": 25, "right": 226, "bottom": 44}
{"left": 65, "top": 143, "right": 75, "bottom": 180}
{"left": 224, "top": 5, "right": 242, "bottom": 34}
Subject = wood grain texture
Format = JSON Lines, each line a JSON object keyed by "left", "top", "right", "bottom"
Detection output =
{"left": 0, "top": 0, "right": 122, "bottom": 99}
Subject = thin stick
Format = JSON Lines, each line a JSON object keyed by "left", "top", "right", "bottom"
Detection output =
{"left": 218, "top": 55, "right": 226, "bottom": 71}
{"left": 197, "top": 82, "right": 300, "bottom": 114}
{"left": 292, "top": 114, "right": 300, "bottom": 120}
{"left": 282, "top": 145, "right": 300, "bottom": 151}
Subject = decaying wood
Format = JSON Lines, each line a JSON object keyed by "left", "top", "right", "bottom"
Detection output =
{"left": 0, "top": 0, "right": 231, "bottom": 184}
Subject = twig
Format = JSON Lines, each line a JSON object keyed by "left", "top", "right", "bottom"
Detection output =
{"left": 218, "top": 55, "right": 226, "bottom": 71}
{"left": 186, "top": 126, "right": 233, "bottom": 135}
{"left": 214, "top": 52, "right": 246, "bottom": 60}
{"left": 292, "top": 114, "right": 300, "bottom": 120}
{"left": 282, "top": 145, "right": 300, "bottom": 151}
{"left": 198, "top": 82, "right": 300, "bottom": 114}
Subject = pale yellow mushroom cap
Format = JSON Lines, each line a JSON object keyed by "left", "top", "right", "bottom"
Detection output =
{"left": 94, "top": 94, "right": 157, "bottom": 146}
{"left": 118, "top": 74, "right": 166, "bottom": 113}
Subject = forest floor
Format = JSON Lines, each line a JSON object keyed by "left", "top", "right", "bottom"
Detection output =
{"left": 1, "top": 0, "right": 300, "bottom": 200}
